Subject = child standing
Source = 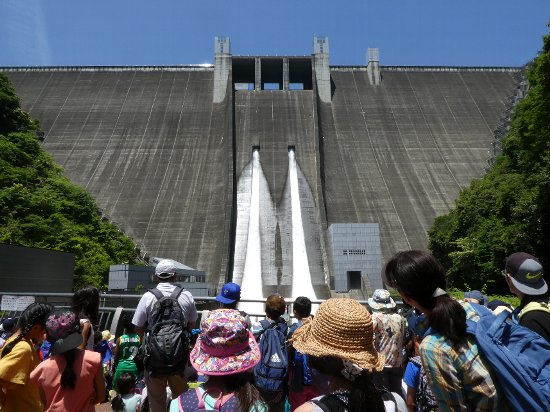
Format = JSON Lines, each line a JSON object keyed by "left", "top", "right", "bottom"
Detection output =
{"left": 111, "top": 372, "right": 141, "bottom": 412}
{"left": 72, "top": 285, "right": 100, "bottom": 350}
{"left": 30, "top": 309, "right": 105, "bottom": 411}
{"left": 287, "top": 296, "right": 318, "bottom": 411}
{"left": 0, "top": 302, "right": 53, "bottom": 412}
{"left": 112, "top": 315, "right": 141, "bottom": 389}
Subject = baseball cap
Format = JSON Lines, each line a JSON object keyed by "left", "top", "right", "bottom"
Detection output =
{"left": 464, "top": 290, "right": 487, "bottom": 305}
{"left": 45, "top": 309, "right": 83, "bottom": 355}
{"left": 216, "top": 282, "right": 241, "bottom": 304}
{"left": 155, "top": 259, "right": 178, "bottom": 279}
{"left": 505, "top": 252, "right": 547, "bottom": 295}
{"left": 1, "top": 318, "right": 15, "bottom": 333}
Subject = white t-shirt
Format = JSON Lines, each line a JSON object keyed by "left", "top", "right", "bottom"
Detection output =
{"left": 132, "top": 283, "right": 198, "bottom": 329}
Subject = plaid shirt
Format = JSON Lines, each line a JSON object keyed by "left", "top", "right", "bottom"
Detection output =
{"left": 418, "top": 302, "right": 505, "bottom": 412}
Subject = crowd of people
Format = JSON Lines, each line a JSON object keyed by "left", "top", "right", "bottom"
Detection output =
{"left": 0, "top": 252, "right": 548, "bottom": 411}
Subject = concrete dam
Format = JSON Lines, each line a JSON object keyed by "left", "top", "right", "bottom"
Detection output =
{"left": 2, "top": 37, "right": 522, "bottom": 299}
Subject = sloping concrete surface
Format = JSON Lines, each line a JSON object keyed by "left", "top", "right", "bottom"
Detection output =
{"left": 321, "top": 68, "right": 518, "bottom": 258}
{"left": 3, "top": 65, "right": 519, "bottom": 290}
{"left": 5, "top": 69, "right": 233, "bottom": 284}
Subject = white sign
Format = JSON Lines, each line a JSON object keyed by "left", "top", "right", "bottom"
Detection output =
{"left": 1, "top": 295, "right": 36, "bottom": 311}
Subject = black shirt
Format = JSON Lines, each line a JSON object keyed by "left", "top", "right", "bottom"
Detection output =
{"left": 516, "top": 295, "right": 550, "bottom": 343}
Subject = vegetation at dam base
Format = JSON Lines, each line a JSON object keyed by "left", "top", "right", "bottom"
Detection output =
{"left": 428, "top": 27, "right": 550, "bottom": 296}
{"left": 0, "top": 74, "right": 138, "bottom": 290}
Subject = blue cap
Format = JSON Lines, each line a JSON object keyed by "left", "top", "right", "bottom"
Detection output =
{"left": 216, "top": 282, "right": 241, "bottom": 304}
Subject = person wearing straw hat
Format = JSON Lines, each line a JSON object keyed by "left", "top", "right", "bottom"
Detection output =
{"left": 290, "top": 298, "right": 404, "bottom": 412}
{"left": 169, "top": 309, "right": 266, "bottom": 411}
{"left": 367, "top": 289, "right": 406, "bottom": 395}
{"left": 383, "top": 250, "right": 505, "bottom": 412}
{"left": 30, "top": 309, "right": 106, "bottom": 412}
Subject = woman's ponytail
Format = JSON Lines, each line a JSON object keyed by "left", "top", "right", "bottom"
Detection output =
{"left": 60, "top": 349, "right": 77, "bottom": 389}
{"left": 428, "top": 295, "right": 467, "bottom": 346}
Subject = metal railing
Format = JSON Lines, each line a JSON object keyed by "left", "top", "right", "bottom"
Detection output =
{"left": 0, "top": 291, "right": 390, "bottom": 336}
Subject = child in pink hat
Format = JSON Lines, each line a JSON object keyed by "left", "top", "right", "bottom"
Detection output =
{"left": 169, "top": 309, "right": 266, "bottom": 411}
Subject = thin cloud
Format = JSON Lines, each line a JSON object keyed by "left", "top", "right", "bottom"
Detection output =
{"left": 1, "top": 0, "right": 51, "bottom": 65}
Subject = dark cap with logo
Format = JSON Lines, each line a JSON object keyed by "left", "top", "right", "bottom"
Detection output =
{"left": 505, "top": 252, "right": 547, "bottom": 296}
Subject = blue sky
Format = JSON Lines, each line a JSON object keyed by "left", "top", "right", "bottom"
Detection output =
{"left": 1, "top": 0, "right": 549, "bottom": 67}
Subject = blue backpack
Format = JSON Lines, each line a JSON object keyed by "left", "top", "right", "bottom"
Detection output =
{"left": 254, "top": 319, "right": 289, "bottom": 393}
{"left": 466, "top": 303, "right": 550, "bottom": 412}
{"left": 288, "top": 322, "right": 312, "bottom": 389}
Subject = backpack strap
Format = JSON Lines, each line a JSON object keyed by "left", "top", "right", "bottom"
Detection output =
{"left": 148, "top": 288, "right": 164, "bottom": 300}
{"left": 170, "top": 285, "right": 185, "bottom": 300}
{"left": 518, "top": 300, "right": 550, "bottom": 320}
{"left": 195, "top": 387, "right": 235, "bottom": 411}
{"left": 311, "top": 394, "right": 348, "bottom": 412}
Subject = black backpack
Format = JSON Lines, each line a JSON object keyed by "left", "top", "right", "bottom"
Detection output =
{"left": 143, "top": 286, "right": 190, "bottom": 377}
{"left": 311, "top": 390, "right": 396, "bottom": 411}
{"left": 410, "top": 356, "right": 438, "bottom": 411}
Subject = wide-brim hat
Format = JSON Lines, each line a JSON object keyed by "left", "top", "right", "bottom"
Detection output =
{"left": 46, "top": 309, "right": 82, "bottom": 355}
{"left": 367, "top": 289, "right": 396, "bottom": 310}
{"left": 290, "top": 298, "right": 385, "bottom": 371}
{"left": 190, "top": 309, "right": 260, "bottom": 376}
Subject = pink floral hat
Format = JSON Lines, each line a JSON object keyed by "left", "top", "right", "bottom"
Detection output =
{"left": 190, "top": 309, "right": 260, "bottom": 376}
{"left": 45, "top": 309, "right": 82, "bottom": 355}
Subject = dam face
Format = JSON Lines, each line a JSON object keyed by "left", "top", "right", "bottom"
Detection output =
{"left": 2, "top": 38, "right": 521, "bottom": 297}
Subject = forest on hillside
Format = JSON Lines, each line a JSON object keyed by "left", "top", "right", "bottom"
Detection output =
{"left": 428, "top": 27, "right": 550, "bottom": 295}
{"left": 0, "top": 74, "right": 139, "bottom": 290}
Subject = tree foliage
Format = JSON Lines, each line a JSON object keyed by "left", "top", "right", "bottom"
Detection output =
{"left": 0, "top": 73, "right": 138, "bottom": 290}
{"left": 428, "top": 28, "right": 550, "bottom": 294}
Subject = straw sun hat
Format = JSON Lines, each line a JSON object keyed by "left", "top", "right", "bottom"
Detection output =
{"left": 290, "top": 298, "right": 385, "bottom": 371}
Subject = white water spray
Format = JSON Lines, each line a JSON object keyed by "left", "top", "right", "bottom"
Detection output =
{"left": 238, "top": 150, "right": 265, "bottom": 316}
{"left": 289, "top": 149, "right": 317, "bottom": 301}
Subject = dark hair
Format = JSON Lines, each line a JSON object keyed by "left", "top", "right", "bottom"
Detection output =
{"left": 122, "top": 314, "right": 135, "bottom": 333}
{"left": 111, "top": 372, "right": 136, "bottom": 410}
{"left": 1, "top": 303, "right": 53, "bottom": 358}
{"left": 225, "top": 372, "right": 266, "bottom": 412}
{"left": 93, "top": 330, "right": 102, "bottom": 345}
{"left": 309, "top": 356, "right": 385, "bottom": 412}
{"left": 384, "top": 250, "right": 466, "bottom": 346}
{"left": 265, "top": 294, "right": 286, "bottom": 320}
{"left": 293, "top": 296, "right": 312, "bottom": 318}
{"left": 73, "top": 286, "right": 100, "bottom": 326}
{"left": 60, "top": 348, "right": 77, "bottom": 389}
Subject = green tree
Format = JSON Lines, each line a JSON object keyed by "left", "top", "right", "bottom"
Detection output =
{"left": 0, "top": 73, "right": 139, "bottom": 290}
{"left": 429, "top": 27, "right": 550, "bottom": 294}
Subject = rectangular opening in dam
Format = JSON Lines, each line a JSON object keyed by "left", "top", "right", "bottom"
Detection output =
{"left": 232, "top": 58, "right": 255, "bottom": 87}
{"left": 347, "top": 271, "right": 362, "bottom": 290}
{"left": 252, "top": 145, "right": 260, "bottom": 152}
{"left": 261, "top": 58, "right": 283, "bottom": 90}
{"left": 289, "top": 58, "right": 312, "bottom": 90}
{"left": 288, "top": 145, "right": 295, "bottom": 152}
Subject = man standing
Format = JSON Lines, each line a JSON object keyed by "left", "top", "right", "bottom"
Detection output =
{"left": 132, "top": 259, "right": 198, "bottom": 412}
{"left": 503, "top": 252, "right": 550, "bottom": 342}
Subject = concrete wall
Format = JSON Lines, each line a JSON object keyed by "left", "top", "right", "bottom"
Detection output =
{"left": 328, "top": 224, "right": 382, "bottom": 294}
{"left": 2, "top": 64, "right": 520, "bottom": 294}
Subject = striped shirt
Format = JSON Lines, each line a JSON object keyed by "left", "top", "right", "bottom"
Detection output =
{"left": 418, "top": 302, "right": 505, "bottom": 412}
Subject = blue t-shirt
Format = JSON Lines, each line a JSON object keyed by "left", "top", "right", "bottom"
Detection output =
{"left": 403, "top": 360, "right": 421, "bottom": 388}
